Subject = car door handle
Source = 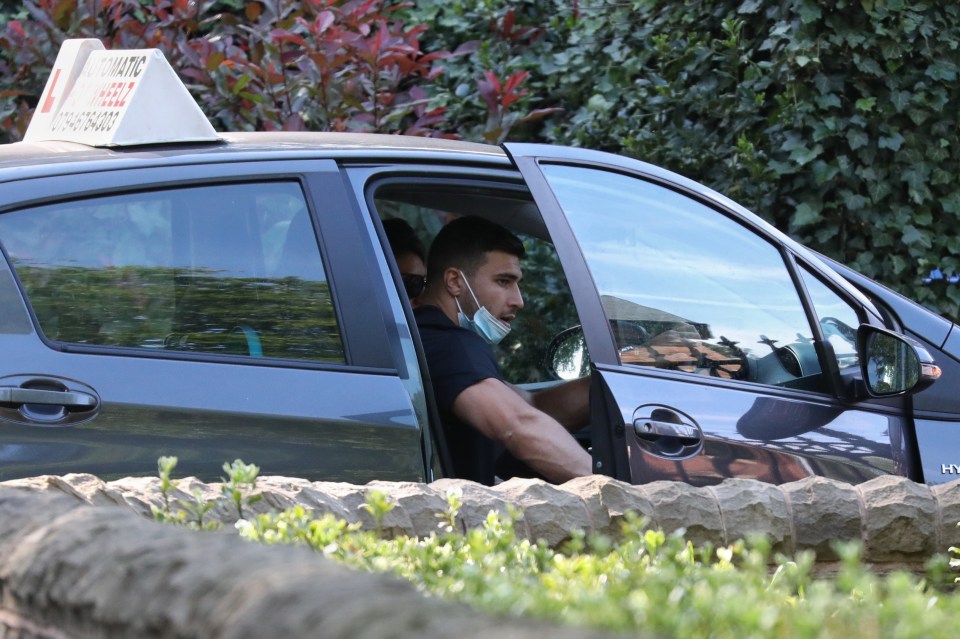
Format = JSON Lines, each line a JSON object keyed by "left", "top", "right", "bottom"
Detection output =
{"left": 0, "top": 387, "right": 98, "bottom": 409}
{"left": 631, "top": 406, "right": 703, "bottom": 459}
{"left": 633, "top": 418, "right": 700, "bottom": 442}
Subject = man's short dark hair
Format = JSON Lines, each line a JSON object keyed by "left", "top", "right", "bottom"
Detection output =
{"left": 427, "top": 216, "right": 525, "bottom": 282}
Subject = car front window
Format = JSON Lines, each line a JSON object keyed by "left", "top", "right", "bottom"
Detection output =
{"left": 0, "top": 182, "right": 344, "bottom": 363}
{"left": 540, "top": 163, "right": 828, "bottom": 392}
{"left": 799, "top": 264, "right": 862, "bottom": 371}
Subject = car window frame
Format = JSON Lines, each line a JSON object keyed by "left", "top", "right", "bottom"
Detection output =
{"left": 0, "top": 159, "right": 398, "bottom": 372}
{"left": 508, "top": 151, "right": 884, "bottom": 402}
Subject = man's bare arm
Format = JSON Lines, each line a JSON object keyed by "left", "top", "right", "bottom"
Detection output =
{"left": 509, "top": 376, "right": 590, "bottom": 433}
{"left": 453, "top": 378, "right": 592, "bottom": 483}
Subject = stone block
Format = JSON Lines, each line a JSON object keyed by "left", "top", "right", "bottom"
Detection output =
{"left": 859, "top": 475, "right": 937, "bottom": 562}
{"left": 367, "top": 480, "right": 449, "bottom": 538}
{"left": 431, "top": 478, "right": 520, "bottom": 536}
{"left": 563, "top": 475, "right": 657, "bottom": 538}
{"left": 495, "top": 478, "right": 592, "bottom": 547}
{"left": 710, "top": 478, "right": 792, "bottom": 554}
{"left": 932, "top": 479, "right": 960, "bottom": 552}
{"left": 639, "top": 480, "right": 724, "bottom": 547}
{"left": 781, "top": 476, "right": 861, "bottom": 560}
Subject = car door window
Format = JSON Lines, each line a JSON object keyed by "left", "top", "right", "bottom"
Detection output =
{"left": 799, "top": 264, "right": 862, "bottom": 372}
{"left": 0, "top": 182, "right": 344, "bottom": 362}
{"left": 373, "top": 181, "right": 580, "bottom": 385}
{"left": 539, "top": 163, "right": 828, "bottom": 392}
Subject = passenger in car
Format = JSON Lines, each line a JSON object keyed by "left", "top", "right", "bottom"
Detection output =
{"left": 383, "top": 218, "right": 427, "bottom": 305}
{"left": 414, "top": 216, "right": 592, "bottom": 485}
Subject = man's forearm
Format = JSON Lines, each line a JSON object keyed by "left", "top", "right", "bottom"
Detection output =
{"left": 502, "top": 411, "right": 592, "bottom": 482}
{"left": 529, "top": 376, "right": 590, "bottom": 431}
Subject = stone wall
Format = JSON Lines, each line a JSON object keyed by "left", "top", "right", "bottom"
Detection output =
{"left": 2, "top": 473, "right": 960, "bottom": 638}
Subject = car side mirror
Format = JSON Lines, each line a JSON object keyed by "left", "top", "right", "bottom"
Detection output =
{"left": 546, "top": 325, "right": 590, "bottom": 380}
{"left": 858, "top": 325, "right": 941, "bottom": 397}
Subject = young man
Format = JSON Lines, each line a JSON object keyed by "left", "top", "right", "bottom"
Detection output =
{"left": 414, "top": 216, "right": 592, "bottom": 486}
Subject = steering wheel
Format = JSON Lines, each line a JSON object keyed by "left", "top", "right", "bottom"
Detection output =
{"left": 821, "top": 316, "right": 857, "bottom": 343}
{"left": 609, "top": 319, "right": 650, "bottom": 350}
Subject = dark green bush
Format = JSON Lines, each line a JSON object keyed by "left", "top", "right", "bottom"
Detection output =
{"left": 411, "top": 0, "right": 960, "bottom": 318}
{"left": 3, "top": 0, "right": 959, "bottom": 318}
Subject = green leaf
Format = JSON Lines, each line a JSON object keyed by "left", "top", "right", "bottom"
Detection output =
{"left": 855, "top": 97, "right": 877, "bottom": 111}
{"left": 798, "top": 3, "right": 822, "bottom": 23}
{"left": 788, "top": 143, "right": 822, "bottom": 166}
{"left": 890, "top": 90, "right": 911, "bottom": 112}
{"left": 846, "top": 129, "right": 869, "bottom": 150}
{"left": 941, "top": 194, "right": 960, "bottom": 215}
{"left": 902, "top": 224, "right": 931, "bottom": 248}
{"left": 792, "top": 202, "right": 821, "bottom": 227}
{"left": 891, "top": 254, "right": 908, "bottom": 275}
{"left": 842, "top": 191, "right": 867, "bottom": 210}
{"left": 813, "top": 160, "right": 839, "bottom": 184}
{"left": 857, "top": 57, "right": 883, "bottom": 76}
{"left": 815, "top": 93, "right": 841, "bottom": 108}
{"left": 926, "top": 60, "right": 958, "bottom": 81}
{"left": 878, "top": 133, "right": 904, "bottom": 150}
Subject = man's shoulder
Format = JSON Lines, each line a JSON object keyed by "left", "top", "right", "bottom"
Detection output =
{"left": 414, "top": 305, "right": 499, "bottom": 374}
{"left": 413, "top": 304, "right": 453, "bottom": 328}
{"left": 415, "top": 305, "right": 480, "bottom": 347}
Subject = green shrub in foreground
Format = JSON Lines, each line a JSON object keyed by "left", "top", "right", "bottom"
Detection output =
{"left": 236, "top": 490, "right": 957, "bottom": 639}
{"left": 150, "top": 459, "right": 958, "bottom": 638}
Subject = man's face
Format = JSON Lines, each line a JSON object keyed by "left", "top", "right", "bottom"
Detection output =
{"left": 396, "top": 250, "right": 427, "bottom": 305}
{"left": 461, "top": 250, "right": 524, "bottom": 325}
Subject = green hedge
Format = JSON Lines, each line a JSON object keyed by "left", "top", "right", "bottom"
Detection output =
{"left": 151, "top": 458, "right": 960, "bottom": 639}
{"left": 239, "top": 493, "right": 959, "bottom": 639}
{"left": 3, "top": 0, "right": 959, "bottom": 319}
{"left": 410, "top": 0, "right": 960, "bottom": 319}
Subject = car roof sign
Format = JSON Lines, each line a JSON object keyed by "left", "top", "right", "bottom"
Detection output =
{"left": 23, "top": 38, "right": 220, "bottom": 147}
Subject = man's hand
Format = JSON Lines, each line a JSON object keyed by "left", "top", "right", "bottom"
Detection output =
{"left": 452, "top": 378, "right": 592, "bottom": 483}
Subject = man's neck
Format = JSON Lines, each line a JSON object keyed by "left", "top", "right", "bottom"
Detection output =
{"left": 418, "top": 296, "right": 459, "bottom": 325}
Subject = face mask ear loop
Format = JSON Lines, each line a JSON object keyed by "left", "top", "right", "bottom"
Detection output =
{"left": 458, "top": 270, "right": 482, "bottom": 312}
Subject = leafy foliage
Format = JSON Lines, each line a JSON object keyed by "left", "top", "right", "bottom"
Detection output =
{"left": 0, "top": 0, "right": 452, "bottom": 137}
{"left": 151, "top": 455, "right": 262, "bottom": 529}
{"left": 151, "top": 455, "right": 219, "bottom": 530}
{"left": 411, "top": 0, "right": 960, "bottom": 319}
{"left": 147, "top": 458, "right": 959, "bottom": 637}
{"left": 3, "top": 0, "right": 960, "bottom": 319}
{"left": 236, "top": 488, "right": 958, "bottom": 639}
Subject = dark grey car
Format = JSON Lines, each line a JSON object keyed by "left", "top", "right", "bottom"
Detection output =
{"left": 0, "top": 31, "right": 960, "bottom": 484}
{"left": 0, "top": 128, "right": 951, "bottom": 485}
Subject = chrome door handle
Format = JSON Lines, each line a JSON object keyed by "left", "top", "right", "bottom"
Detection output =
{"left": 631, "top": 405, "right": 703, "bottom": 458}
{"left": 633, "top": 418, "right": 700, "bottom": 441}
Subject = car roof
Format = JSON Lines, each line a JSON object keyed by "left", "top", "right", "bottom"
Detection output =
{"left": 0, "top": 132, "right": 510, "bottom": 180}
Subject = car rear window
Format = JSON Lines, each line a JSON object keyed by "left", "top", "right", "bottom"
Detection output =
{"left": 0, "top": 181, "right": 344, "bottom": 363}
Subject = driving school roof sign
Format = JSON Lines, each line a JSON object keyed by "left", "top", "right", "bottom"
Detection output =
{"left": 24, "top": 38, "right": 219, "bottom": 147}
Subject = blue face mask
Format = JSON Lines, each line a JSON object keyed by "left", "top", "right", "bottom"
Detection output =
{"left": 455, "top": 271, "right": 512, "bottom": 345}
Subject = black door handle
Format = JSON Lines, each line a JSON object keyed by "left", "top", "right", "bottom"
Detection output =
{"left": 0, "top": 386, "right": 98, "bottom": 409}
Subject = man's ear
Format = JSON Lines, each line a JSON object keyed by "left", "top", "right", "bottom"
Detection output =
{"left": 442, "top": 267, "right": 465, "bottom": 296}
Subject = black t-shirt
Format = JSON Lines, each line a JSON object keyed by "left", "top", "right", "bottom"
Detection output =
{"left": 414, "top": 304, "right": 504, "bottom": 485}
